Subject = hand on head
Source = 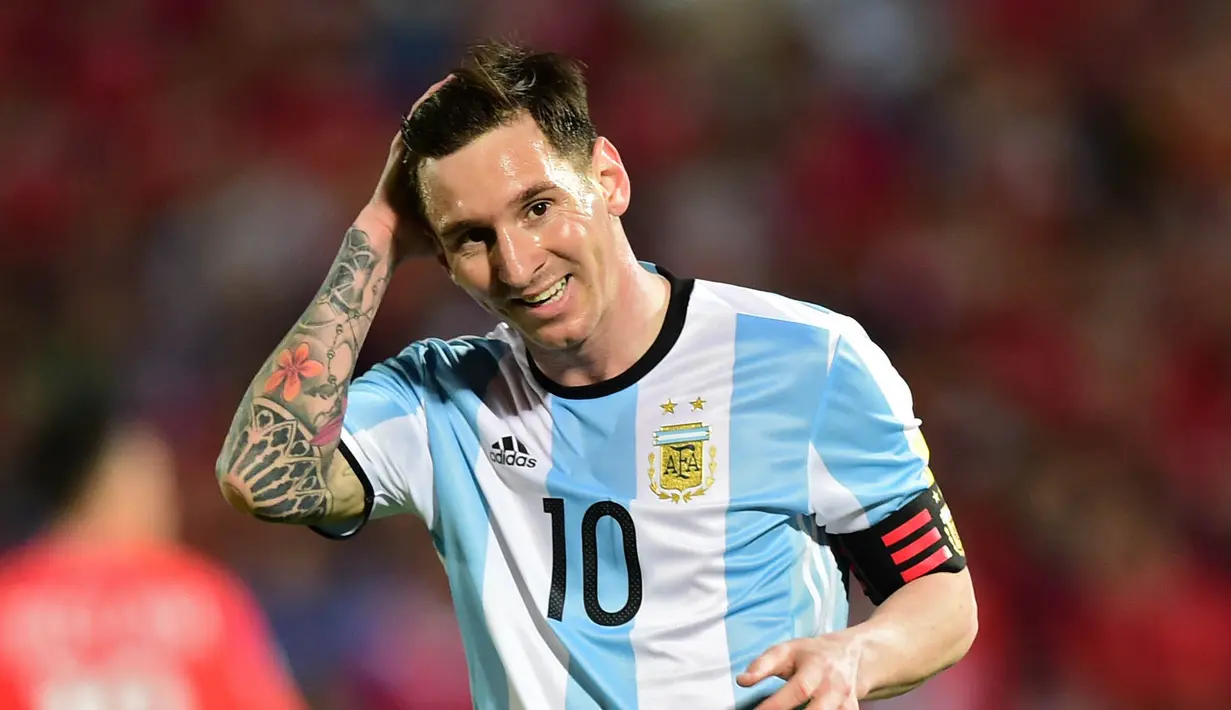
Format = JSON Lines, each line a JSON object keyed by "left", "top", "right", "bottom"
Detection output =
{"left": 366, "top": 75, "right": 456, "bottom": 263}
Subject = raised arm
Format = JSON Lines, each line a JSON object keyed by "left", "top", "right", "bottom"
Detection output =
{"left": 215, "top": 127, "right": 434, "bottom": 526}
{"left": 215, "top": 215, "right": 391, "bottom": 524}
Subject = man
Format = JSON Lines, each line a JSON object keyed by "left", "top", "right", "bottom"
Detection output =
{"left": 217, "top": 41, "right": 977, "bottom": 709}
{"left": 0, "top": 382, "right": 305, "bottom": 710}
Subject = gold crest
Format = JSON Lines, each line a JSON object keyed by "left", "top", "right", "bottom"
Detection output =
{"left": 940, "top": 504, "right": 966, "bottom": 557}
{"left": 648, "top": 422, "right": 716, "bottom": 503}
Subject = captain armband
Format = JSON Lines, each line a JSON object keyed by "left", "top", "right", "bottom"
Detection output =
{"left": 830, "top": 484, "right": 967, "bottom": 606}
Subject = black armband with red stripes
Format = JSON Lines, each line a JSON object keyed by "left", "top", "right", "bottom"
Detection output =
{"left": 830, "top": 484, "right": 967, "bottom": 606}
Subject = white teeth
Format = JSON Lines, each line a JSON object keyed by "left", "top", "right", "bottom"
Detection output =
{"left": 523, "top": 277, "right": 567, "bottom": 305}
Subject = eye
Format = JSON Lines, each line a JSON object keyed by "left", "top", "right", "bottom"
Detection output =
{"left": 528, "top": 200, "right": 550, "bottom": 218}
{"left": 455, "top": 227, "right": 495, "bottom": 249}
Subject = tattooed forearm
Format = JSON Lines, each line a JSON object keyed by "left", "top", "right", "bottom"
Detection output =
{"left": 217, "top": 226, "right": 393, "bottom": 523}
{"left": 221, "top": 401, "right": 334, "bottom": 521}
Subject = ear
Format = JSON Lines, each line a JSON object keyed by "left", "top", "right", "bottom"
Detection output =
{"left": 591, "top": 137, "right": 630, "bottom": 218}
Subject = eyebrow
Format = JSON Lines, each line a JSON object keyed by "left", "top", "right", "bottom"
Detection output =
{"left": 437, "top": 181, "right": 558, "bottom": 241}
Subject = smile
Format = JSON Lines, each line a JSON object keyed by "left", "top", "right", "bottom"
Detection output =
{"left": 516, "top": 276, "right": 570, "bottom": 308}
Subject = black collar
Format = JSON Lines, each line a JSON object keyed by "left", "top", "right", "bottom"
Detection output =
{"left": 527, "top": 266, "right": 694, "bottom": 400}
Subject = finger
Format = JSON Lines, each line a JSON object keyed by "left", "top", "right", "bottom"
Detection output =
{"left": 409, "top": 74, "right": 455, "bottom": 117}
{"left": 737, "top": 642, "right": 798, "bottom": 687}
{"left": 838, "top": 680, "right": 859, "bottom": 710}
{"left": 755, "top": 664, "right": 824, "bottom": 710}
{"left": 387, "top": 131, "right": 409, "bottom": 163}
{"left": 805, "top": 694, "right": 858, "bottom": 710}
{"left": 802, "top": 677, "right": 858, "bottom": 710}
{"left": 399, "top": 75, "right": 456, "bottom": 159}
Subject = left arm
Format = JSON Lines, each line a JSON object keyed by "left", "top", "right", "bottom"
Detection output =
{"left": 738, "top": 569, "right": 976, "bottom": 709}
{"left": 845, "top": 567, "right": 977, "bottom": 699}
{"left": 740, "top": 325, "right": 977, "bottom": 709}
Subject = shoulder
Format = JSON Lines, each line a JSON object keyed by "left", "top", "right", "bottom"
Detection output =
{"left": 690, "top": 278, "right": 872, "bottom": 352}
{"left": 362, "top": 329, "right": 518, "bottom": 392}
{"left": 388, "top": 331, "right": 513, "bottom": 372}
{"left": 149, "top": 548, "right": 270, "bottom": 620}
{"left": 0, "top": 542, "right": 45, "bottom": 591}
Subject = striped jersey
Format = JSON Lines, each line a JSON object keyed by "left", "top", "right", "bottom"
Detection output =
{"left": 328, "top": 266, "right": 936, "bottom": 709}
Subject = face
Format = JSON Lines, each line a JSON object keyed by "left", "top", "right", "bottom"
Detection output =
{"left": 419, "top": 115, "right": 631, "bottom": 351}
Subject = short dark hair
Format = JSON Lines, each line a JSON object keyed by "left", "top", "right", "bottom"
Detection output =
{"left": 17, "top": 376, "right": 116, "bottom": 516}
{"left": 396, "top": 41, "right": 599, "bottom": 226}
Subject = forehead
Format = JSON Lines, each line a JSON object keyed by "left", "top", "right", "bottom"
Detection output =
{"left": 418, "top": 116, "right": 586, "bottom": 228}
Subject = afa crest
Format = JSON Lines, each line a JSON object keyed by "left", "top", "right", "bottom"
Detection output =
{"left": 648, "top": 422, "right": 716, "bottom": 503}
{"left": 939, "top": 502, "right": 966, "bottom": 557}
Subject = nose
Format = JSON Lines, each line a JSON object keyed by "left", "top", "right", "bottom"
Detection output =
{"left": 492, "top": 226, "right": 544, "bottom": 289}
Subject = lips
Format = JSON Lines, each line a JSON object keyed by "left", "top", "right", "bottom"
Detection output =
{"left": 513, "top": 275, "right": 570, "bottom": 308}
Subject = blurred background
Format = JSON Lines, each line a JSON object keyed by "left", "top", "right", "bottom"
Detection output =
{"left": 3, "top": 0, "right": 1231, "bottom": 707}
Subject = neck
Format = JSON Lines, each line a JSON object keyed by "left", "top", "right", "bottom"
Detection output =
{"left": 46, "top": 478, "right": 177, "bottom": 549}
{"left": 42, "top": 426, "right": 180, "bottom": 549}
{"left": 48, "top": 506, "right": 175, "bottom": 549}
{"left": 530, "top": 256, "right": 670, "bottom": 388}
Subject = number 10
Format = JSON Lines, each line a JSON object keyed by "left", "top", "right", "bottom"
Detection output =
{"left": 542, "top": 497, "right": 643, "bottom": 626}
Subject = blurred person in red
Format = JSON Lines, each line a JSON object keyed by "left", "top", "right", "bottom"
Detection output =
{"left": 0, "top": 379, "right": 305, "bottom": 710}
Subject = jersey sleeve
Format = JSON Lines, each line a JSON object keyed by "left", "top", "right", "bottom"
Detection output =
{"left": 311, "top": 347, "right": 435, "bottom": 539}
{"left": 807, "top": 326, "right": 934, "bottom": 534}
{"left": 809, "top": 326, "right": 966, "bottom": 603}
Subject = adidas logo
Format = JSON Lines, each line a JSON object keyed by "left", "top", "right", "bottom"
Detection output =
{"left": 489, "top": 436, "right": 537, "bottom": 469}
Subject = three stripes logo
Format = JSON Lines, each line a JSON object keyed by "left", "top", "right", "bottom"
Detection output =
{"left": 881, "top": 503, "right": 957, "bottom": 583}
{"left": 489, "top": 435, "right": 538, "bottom": 469}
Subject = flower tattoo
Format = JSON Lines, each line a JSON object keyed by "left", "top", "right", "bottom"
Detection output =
{"left": 264, "top": 343, "right": 325, "bottom": 401}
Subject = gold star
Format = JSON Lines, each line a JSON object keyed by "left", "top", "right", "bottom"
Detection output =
{"left": 931, "top": 488, "right": 942, "bottom": 505}
{"left": 660, "top": 399, "right": 677, "bottom": 414}
{"left": 690, "top": 396, "right": 706, "bottom": 411}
